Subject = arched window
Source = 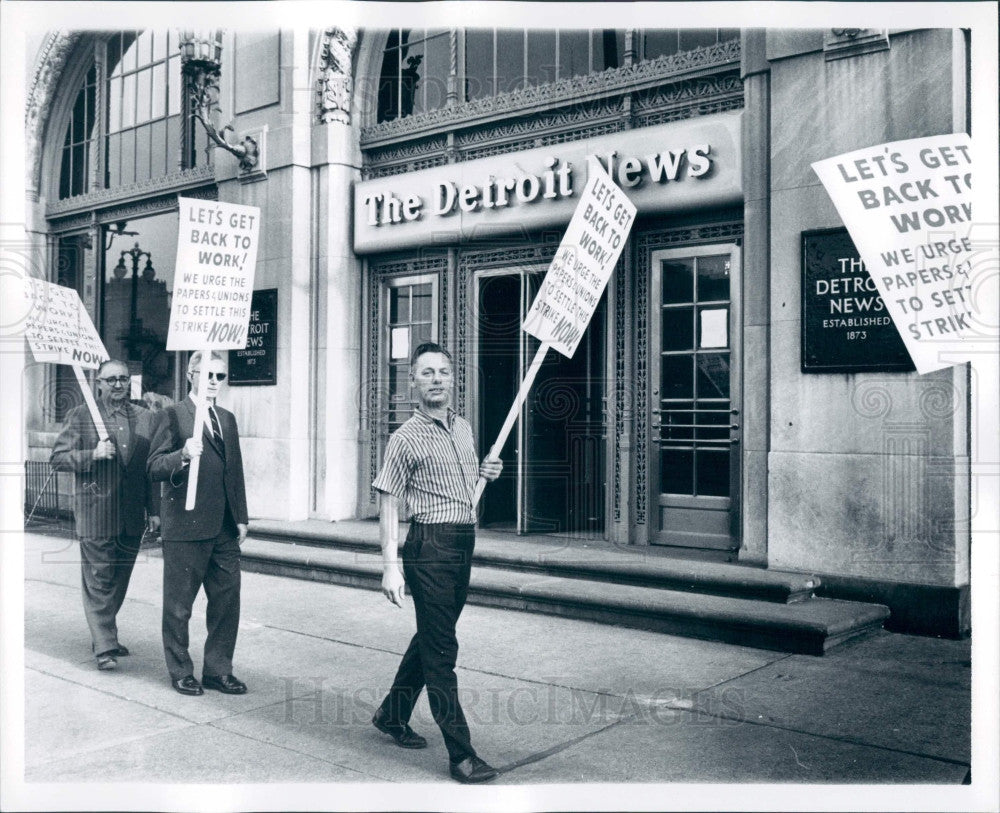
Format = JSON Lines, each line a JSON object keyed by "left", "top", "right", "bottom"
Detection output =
{"left": 57, "top": 30, "right": 209, "bottom": 200}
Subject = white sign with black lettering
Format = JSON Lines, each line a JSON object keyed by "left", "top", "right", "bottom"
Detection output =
{"left": 522, "top": 160, "right": 637, "bottom": 358}
{"left": 23, "top": 278, "right": 109, "bottom": 369}
{"left": 812, "top": 133, "right": 995, "bottom": 374}
{"left": 167, "top": 197, "right": 261, "bottom": 351}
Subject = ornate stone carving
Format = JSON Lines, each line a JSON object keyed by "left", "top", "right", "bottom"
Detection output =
{"left": 361, "top": 38, "right": 740, "bottom": 147}
{"left": 46, "top": 166, "right": 215, "bottom": 218}
{"left": 317, "top": 27, "right": 358, "bottom": 125}
{"left": 25, "top": 32, "right": 85, "bottom": 200}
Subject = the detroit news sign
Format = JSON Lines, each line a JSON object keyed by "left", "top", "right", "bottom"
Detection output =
{"left": 813, "top": 133, "right": 993, "bottom": 375}
{"left": 23, "top": 278, "right": 109, "bottom": 368}
{"left": 168, "top": 197, "right": 261, "bottom": 351}
{"left": 523, "top": 160, "right": 637, "bottom": 358}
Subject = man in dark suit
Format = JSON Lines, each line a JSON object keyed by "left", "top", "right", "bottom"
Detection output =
{"left": 50, "top": 359, "right": 160, "bottom": 671}
{"left": 147, "top": 350, "right": 249, "bottom": 697}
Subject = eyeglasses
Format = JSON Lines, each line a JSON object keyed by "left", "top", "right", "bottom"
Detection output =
{"left": 189, "top": 370, "right": 228, "bottom": 382}
{"left": 99, "top": 376, "right": 130, "bottom": 386}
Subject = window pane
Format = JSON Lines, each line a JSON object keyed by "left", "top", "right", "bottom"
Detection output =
{"left": 660, "top": 447, "right": 693, "bottom": 495}
{"left": 107, "top": 33, "right": 123, "bottom": 76}
{"left": 399, "top": 38, "right": 425, "bottom": 117}
{"left": 389, "top": 364, "right": 410, "bottom": 400}
{"left": 495, "top": 30, "right": 524, "bottom": 93}
{"left": 85, "top": 78, "right": 96, "bottom": 135}
{"left": 411, "top": 284, "right": 432, "bottom": 322}
{"left": 592, "top": 30, "right": 622, "bottom": 71}
{"left": 661, "top": 307, "right": 694, "bottom": 352}
{"left": 108, "top": 75, "right": 121, "bottom": 133}
{"left": 150, "top": 118, "right": 166, "bottom": 177}
{"left": 661, "top": 354, "right": 693, "bottom": 400}
{"left": 166, "top": 115, "right": 180, "bottom": 168}
{"left": 168, "top": 56, "right": 181, "bottom": 116}
{"left": 526, "top": 30, "right": 556, "bottom": 86}
{"left": 71, "top": 143, "right": 86, "bottom": 195}
{"left": 137, "top": 30, "right": 153, "bottom": 65}
{"left": 71, "top": 90, "right": 86, "bottom": 143}
{"left": 377, "top": 45, "right": 400, "bottom": 122}
{"left": 152, "top": 29, "right": 166, "bottom": 61}
{"left": 389, "top": 287, "right": 407, "bottom": 323}
{"left": 105, "top": 132, "right": 120, "bottom": 187}
{"left": 696, "top": 449, "right": 729, "bottom": 497}
{"left": 120, "top": 128, "right": 135, "bottom": 186}
{"left": 151, "top": 62, "right": 166, "bottom": 119}
{"left": 680, "top": 29, "right": 718, "bottom": 51}
{"left": 696, "top": 255, "right": 729, "bottom": 302}
{"left": 135, "top": 68, "right": 152, "bottom": 124}
{"left": 121, "top": 73, "right": 135, "bottom": 128}
{"left": 421, "top": 32, "right": 449, "bottom": 113}
{"left": 465, "top": 29, "right": 493, "bottom": 100}
{"left": 662, "top": 258, "right": 694, "bottom": 304}
{"left": 412, "top": 322, "right": 432, "bottom": 347}
{"left": 59, "top": 145, "right": 71, "bottom": 199}
{"left": 101, "top": 211, "right": 180, "bottom": 399}
{"left": 123, "top": 33, "right": 138, "bottom": 72}
{"left": 698, "top": 307, "right": 728, "bottom": 349}
{"left": 644, "top": 30, "right": 678, "bottom": 60}
{"left": 696, "top": 352, "right": 730, "bottom": 400}
{"left": 558, "top": 30, "right": 590, "bottom": 79}
{"left": 134, "top": 123, "right": 151, "bottom": 183}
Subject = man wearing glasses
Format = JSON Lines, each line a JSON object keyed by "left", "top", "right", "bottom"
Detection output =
{"left": 51, "top": 359, "right": 161, "bottom": 671}
{"left": 147, "top": 350, "right": 249, "bottom": 697}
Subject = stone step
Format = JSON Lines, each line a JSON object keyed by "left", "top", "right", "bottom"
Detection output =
{"left": 239, "top": 536, "right": 889, "bottom": 655}
{"left": 249, "top": 519, "right": 820, "bottom": 604}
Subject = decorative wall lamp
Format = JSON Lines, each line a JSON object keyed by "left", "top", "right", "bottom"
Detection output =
{"left": 179, "top": 30, "right": 260, "bottom": 172}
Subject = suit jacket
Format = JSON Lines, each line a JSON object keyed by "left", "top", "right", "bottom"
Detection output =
{"left": 50, "top": 401, "right": 160, "bottom": 539}
{"left": 147, "top": 395, "right": 248, "bottom": 542}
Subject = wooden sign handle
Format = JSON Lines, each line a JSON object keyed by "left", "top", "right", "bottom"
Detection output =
{"left": 72, "top": 366, "right": 109, "bottom": 442}
{"left": 185, "top": 362, "right": 211, "bottom": 511}
{"left": 472, "top": 342, "right": 550, "bottom": 508}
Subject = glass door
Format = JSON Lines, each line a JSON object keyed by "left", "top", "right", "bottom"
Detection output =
{"left": 649, "top": 244, "right": 741, "bottom": 550}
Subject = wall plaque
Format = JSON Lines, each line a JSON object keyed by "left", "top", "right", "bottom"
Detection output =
{"left": 229, "top": 288, "right": 277, "bottom": 385}
{"left": 801, "top": 228, "right": 913, "bottom": 373}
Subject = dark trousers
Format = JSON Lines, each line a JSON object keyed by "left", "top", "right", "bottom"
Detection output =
{"left": 79, "top": 534, "right": 140, "bottom": 655}
{"left": 161, "top": 526, "right": 241, "bottom": 681}
{"left": 378, "top": 522, "right": 477, "bottom": 763}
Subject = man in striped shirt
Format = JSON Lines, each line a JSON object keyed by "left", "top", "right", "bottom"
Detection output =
{"left": 371, "top": 342, "right": 503, "bottom": 784}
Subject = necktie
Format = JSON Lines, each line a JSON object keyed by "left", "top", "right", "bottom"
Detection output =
{"left": 209, "top": 406, "right": 225, "bottom": 452}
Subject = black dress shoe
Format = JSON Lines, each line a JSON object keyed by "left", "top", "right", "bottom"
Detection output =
{"left": 449, "top": 755, "right": 499, "bottom": 784}
{"left": 372, "top": 708, "right": 428, "bottom": 749}
{"left": 109, "top": 645, "right": 130, "bottom": 657}
{"left": 172, "top": 675, "right": 204, "bottom": 696}
{"left": 202, "top": 674, "right": 248, "bottom": 694}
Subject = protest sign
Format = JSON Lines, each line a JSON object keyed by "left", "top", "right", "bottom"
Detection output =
{"left": 474, "top": 160, "right": 636, "bottom": 506}
{"left": 812, "top": 133, "right": 993, "bottom": 375}
{"left": 167, "top": 197, "right": 261, "bottom": 351}
{"left": 169, "top": 197, "right": 261, "bottom": 509}
{"left": 23, "top": 278, "right": 110, "bottom": 439}
{"left": 522, "top": 159, "right": 637, "bottom": 358}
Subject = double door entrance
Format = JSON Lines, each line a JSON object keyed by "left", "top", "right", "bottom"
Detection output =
{"left": 466, "top": 240, "right": 740, "bottom": 550}
{"left": 475, "top": 267, "right": 606, "bottom": 535}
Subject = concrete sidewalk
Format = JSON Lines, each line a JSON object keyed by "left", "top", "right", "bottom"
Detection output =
{"left": 21, "top": 531, "right": 971, "bottom": 789}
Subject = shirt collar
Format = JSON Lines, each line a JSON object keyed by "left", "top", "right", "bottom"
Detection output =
{"left": 188, "top": 393, "right": 217, "bottom": 409}
{"left": 415, "top": 406, "right": 454, "bottom": 430}
{"left": 101, "top": 398, "right": 129, "bottom": 418}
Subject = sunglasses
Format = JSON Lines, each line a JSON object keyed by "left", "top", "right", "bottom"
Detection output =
{"left": 99, "top": 376, "right": 130, "bottom": 386}
{"left": 189, "top": 370, "right": 227, "bottom": 382}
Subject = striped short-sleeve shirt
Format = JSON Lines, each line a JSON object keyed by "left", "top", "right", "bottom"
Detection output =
{"left": 372, "top": 408, "right": 478, "bottom": 524}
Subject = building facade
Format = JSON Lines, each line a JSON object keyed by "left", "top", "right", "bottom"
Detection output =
{"left": 24, "top": 27, "right": 971, "bottom": 635}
